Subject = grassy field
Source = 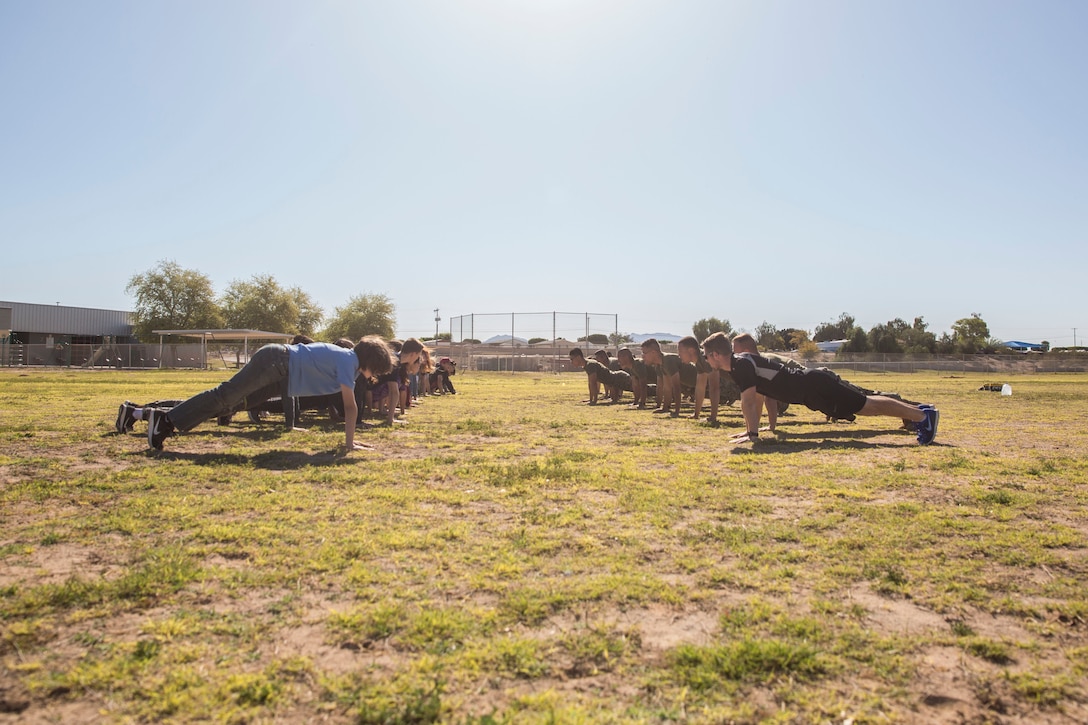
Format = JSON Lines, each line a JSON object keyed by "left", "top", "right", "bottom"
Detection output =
{"left": 1, "top": 368, "right": 1086, "bottom": 724}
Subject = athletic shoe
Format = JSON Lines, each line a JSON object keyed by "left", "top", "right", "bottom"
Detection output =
{"left": 115, "top": 402, "right": 136, "bottom": 433}
{"left": 916, "top": 407, "right": 939, "bottom": 445}
{"left": 217, "top": 415, "right": 232, "bottom": 426}
{"left": 147, "top": 409, "right": 175, "bottom": 450}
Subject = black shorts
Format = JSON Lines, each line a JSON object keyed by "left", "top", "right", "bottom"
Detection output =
{"left": 800, "top": 369, "right": 867, "bottom": 419}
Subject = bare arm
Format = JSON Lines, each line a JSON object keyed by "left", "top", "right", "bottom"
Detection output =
{"left": 669, "top": 372, "right": 681, "bottom": 417}
{"left": 708, "top": 369, "right": 720, "bottom": 424}
{"left": 764, "top": 397, "right": 778, "bottom": 432}
{"left": 732, "top": 387, "right": 763, "bottom": 442}
{"left": 692, "top": 372, "right": 707, "bottom": 419}
{"left": 386, "top": 381, "right": 398, "bottom": 424}
{"left": 341, "top": 384, "right": 361, "bottom": 449}
{"left": 587, "top": 372, "right": 600, "bottom": 404}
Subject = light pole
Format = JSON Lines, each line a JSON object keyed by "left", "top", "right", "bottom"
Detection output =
{"left": 434, "top": 309, "right": 440, "bottom": 340}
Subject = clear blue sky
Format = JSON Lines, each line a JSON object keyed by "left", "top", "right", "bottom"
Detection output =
{"left": 2, "top": 1, "right": 1085, "bottom": 345}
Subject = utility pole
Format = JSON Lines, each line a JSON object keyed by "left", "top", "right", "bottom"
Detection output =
{"left": 434, "top": 309, "right": 440, "bottom": 340}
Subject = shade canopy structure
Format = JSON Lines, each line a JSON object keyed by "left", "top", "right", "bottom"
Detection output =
{"left": 1004, "top": 340, "right": 1045, "bottom": 352}
{"left": 151, "top": 329, "right": 296, "bottom": 369}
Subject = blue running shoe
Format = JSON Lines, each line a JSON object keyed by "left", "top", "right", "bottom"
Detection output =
{"left": 916, "top": 407, "right": 939, "bottom": 445}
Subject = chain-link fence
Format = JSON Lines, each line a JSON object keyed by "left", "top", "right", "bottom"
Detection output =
{"left": 446, "top": 312, "right": 620, "bottom": 372}
{"left": 3, "top": 339, "right": 1084, "bottom": 375}
{"left": 0, "top": 342, "right": 258, "bottom": 369}
{"left": 790, "top": 352, "right": 1087, "bottom": 375}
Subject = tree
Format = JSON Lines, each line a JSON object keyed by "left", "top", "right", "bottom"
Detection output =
{"left": 528, "top": 337, "right": 547, "bottom": 345}
{"left": 754, "top": 322, "right": 783, "bottom": 350}
{"left": 813, "top": 313, "right": 856, "bottom": 342}
{"left": 902, "top": 317, "right": 937, "bottom": 353}
{"left": 321, "top": 293, "right": 396, "bottom": 341}
{"left": 692, "top": 317, "right": 733, "bottom": 342}
{"left": 952, "top": 313, "right": 990, "bottom": 354}
{"left": 841, "top": 327, "right": 870, "bottom": 353}
{"left": 291, "top": 287, "right": 323, "bottom": 337}
{"left": 608, "top": 332, "right": 634, "bottom": 347}
{"left": 126, "top": 260, "right": 223, "bottom": 341}
{"left": 867, "top": 322, "right": 904, "bottom": 353}
{"left": 797, "top": 340, "right": 821, "bottom": 361}
{"left": 784, "top": 329, "right": 810, "bottom": 350}
{"left": 220, "top": 274, "right": 301, "bottom": 334}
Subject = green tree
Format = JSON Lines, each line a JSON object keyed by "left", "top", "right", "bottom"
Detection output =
{"left": 754, "top": 322, "right": 783, "bottom": 350}
{"left": 784, "top": 328, "right": 810, "bottom": 351}
{"left": 608, "top": 332, "right": 633, "bottom": 347}
{"left": 126, "top": 260, "right": 223, "bottom": 341}
{"left": 867, "top": 322, "right": 904, "bottom": 353}
{"left": 813, "top": 313, "right": 856, "bottom": 342}
{"left": 841, "top": 327, "right": 870, "bottom": 354}
{"left": 952, "top": 313, "right": 990, "bottom": 354}
{"left": 321, "top": 293, "right": 396, "bottom": 341}
{"left": 692, "top": 317, "right": 733, "bottom": 342}
{"left": 220, "top": 274, "right": 300, "bottom": 334}
{"left": 902, "top": 317, "right": 936, "bottom": 353}
{"left": 291, "top": 287, "right": 324, "bottom": 337}
{"left": 797, "top": 340, "right": 821, "bottom": 361}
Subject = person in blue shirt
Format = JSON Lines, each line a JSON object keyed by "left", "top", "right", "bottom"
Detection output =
{"left": 143, "top": 336, "right": 395, "bottom": 452}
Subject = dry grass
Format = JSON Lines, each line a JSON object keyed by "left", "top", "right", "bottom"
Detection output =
{"left": 1, "top": 368, "right": 1087, "bottom": 723}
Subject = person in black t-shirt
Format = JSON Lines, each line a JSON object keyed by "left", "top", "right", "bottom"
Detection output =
{"left": 702, "top": 332, "right": 939, "bottom": 445}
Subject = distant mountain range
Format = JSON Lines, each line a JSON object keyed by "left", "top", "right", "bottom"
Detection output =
{"left": 629, "top": 332, "right": 684, "bottom": 343}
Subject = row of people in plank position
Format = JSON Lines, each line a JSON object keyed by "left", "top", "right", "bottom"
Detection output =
{"left": 115, "top": 336, "right": 458, "bottom": 451}
{"left": 569, "top": 333, "right": 939, "bottom": 445}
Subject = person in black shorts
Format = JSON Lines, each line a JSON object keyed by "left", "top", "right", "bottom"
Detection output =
{"left": 701, "top": 332, "right": 939, "bottom": 445}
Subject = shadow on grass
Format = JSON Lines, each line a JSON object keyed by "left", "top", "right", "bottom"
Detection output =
{"left": 731, "top": 427, "right": 950, "bottom": 454}
{"left": 147, "top": 448, "right": 364, "bottom": 469}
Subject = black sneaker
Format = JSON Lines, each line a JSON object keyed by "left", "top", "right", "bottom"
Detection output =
{"left": 147, "top": 409, "right": 174, "bottom": 450}
{"left": 115, "top": 402, "right": 136, "bottom": 434}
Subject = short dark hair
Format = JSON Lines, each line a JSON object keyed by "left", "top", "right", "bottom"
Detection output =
{"left": 354, "top": 336, "right": 396, "bottom": 376}
{"left": 291, "top": 334, "right": 315, "bottom": 345}
{"left": 569, "top": 348, "right": 585, "bottom": 359}
{"left": 731, "top": 333, "right": 758, "bottom": 353}
{"left": 702, "top": 332, "right": 732, "bottom": 358}
{"left": 640, "top": 338, "right": 661, "bottom": 351}
{"left": 401, "top": 338, "right": 425, "bottom": 355}
{"left": 677, "top": 336, "right": 699, "bottom": 350}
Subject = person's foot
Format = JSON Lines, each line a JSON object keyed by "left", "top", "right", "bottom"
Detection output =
{"left": 247, "top": 410, "right": 263, "bottom": 424}
{"left": 916, "top": 407, "right": 939, "bottom": 445}
{"left": 147, "top": 409, "right": 175, "bottom": 450}
{"left": 115, "top": 402, "right": 136, "bottom": 433}
{"left": 217, "top": 415, "right": 232, "bottom": 426}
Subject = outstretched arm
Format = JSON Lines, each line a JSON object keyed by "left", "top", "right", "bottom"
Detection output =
{"left": 692, "top": 372, "right": 707, "bottom": 419}
{"left": 731, "top": 388, "right": 763, "bottom": 442}
{"left": 341, "top": 384, "right": 364, "bottom": 450}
